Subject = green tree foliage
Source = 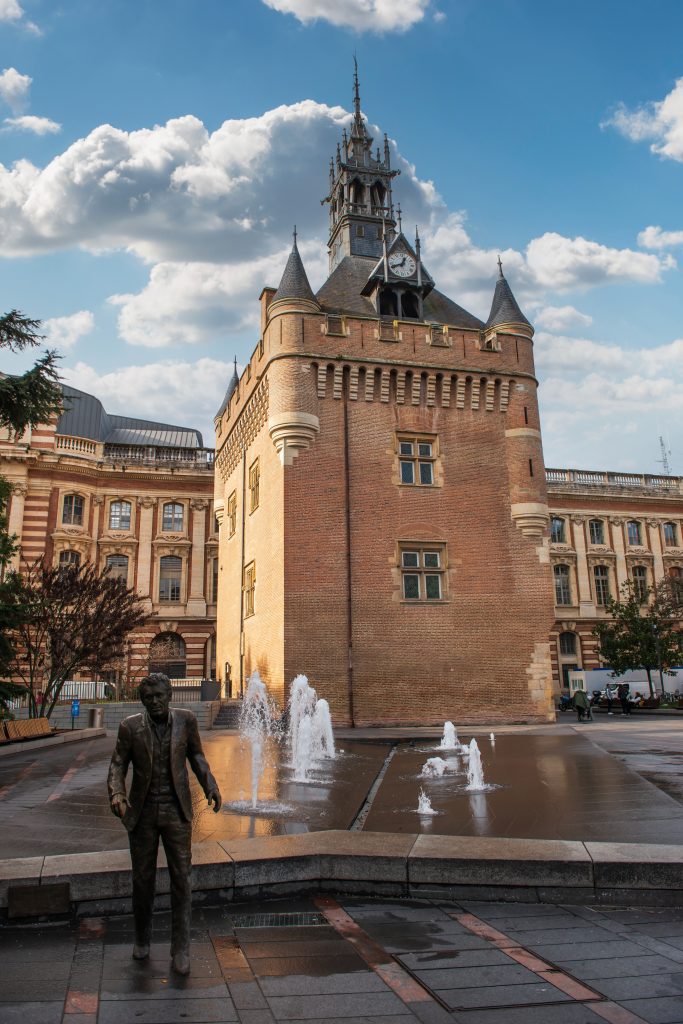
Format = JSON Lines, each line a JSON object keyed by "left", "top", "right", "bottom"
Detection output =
{"left": 594, "top": 579, "right": 683, "bottom": 697}
{"left": 0, "top": 310, "right": 63, "bottom": 437}
{"left": 3, "top": 561, "right": 147, "bottom": 718}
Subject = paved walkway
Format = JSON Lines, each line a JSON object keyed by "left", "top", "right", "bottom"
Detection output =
{"left": 2, "top": 895, "right": 683, "bottom": 1024}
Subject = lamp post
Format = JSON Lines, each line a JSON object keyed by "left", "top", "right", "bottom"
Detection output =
{"left": 652, "top": 622, "right": 665, "bottom": 697}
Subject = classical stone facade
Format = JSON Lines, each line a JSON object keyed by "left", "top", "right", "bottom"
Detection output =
{"left": 213, "top": 77, "right": 557, "bottom": 725}
{"left": 0, "top": 385, "right": 217, "bottom": 686}
{"left": 546, "top": 468, "right": 683, "bottom": 690}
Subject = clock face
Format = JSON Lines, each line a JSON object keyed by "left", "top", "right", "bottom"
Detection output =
{"left": 388, "top": 250, "right": 417, "bottom": 278}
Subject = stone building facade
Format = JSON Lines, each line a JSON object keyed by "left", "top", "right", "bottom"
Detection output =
{"left": 546, "top": 468, "right": 683, "bottom": 690}
{"left": 213, "top": 76, "right": 557, "bottom": 725}
{"left": 0, "top": 384, "right": 217, "bottom": 686}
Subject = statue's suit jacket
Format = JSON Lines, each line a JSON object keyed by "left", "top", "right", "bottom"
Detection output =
{"left": 107, "top": 709, "right": 218, "bottom": 831}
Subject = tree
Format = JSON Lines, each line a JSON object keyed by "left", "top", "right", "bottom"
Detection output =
{"left": 3, "top": 560, "right": 148, "bottom": 718}
{"left": 594, "top": 580, "right": 683, "bottom": 697}
{"left": 0, "top": 310, "right": 63, "bottom": 437}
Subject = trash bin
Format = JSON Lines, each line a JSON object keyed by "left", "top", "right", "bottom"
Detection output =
{"left": 88, "top": 706, "right": 104, "bottom": 728}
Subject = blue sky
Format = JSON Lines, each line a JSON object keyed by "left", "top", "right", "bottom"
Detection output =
{"left": 1, "top": 0, "right": 682, "bottom": 472}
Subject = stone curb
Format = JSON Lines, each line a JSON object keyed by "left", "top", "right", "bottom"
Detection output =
{"left": 0, "top": 727, "right": 106, "bottom": 759}
{"left": 2, "top": 832, "right": 683, "bottom": 916}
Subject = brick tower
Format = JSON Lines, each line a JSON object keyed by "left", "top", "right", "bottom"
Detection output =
{"left": 214, "top": 71, "right": 556, "bottom": 724}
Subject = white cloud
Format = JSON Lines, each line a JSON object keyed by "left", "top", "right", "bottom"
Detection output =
{"left": 533, "top": 305, "right": 593, "bottom": 332}
{"left": 261, "top": 0, "right": 430, "bottom": 32}
{"left": 64, "top": 357, "right": 236, "bottom": 443}
{"left": 43, "top": 311, "right": 94, "bottom": 351}
{"left": 3, "top": 114, "right": 61, "bottom": 135}
{"left": 525, "top": 232, "right": 674, "bottom": 290}
{"left": 604, "top": 77, "right": 683, "bottom": 163}
{"left": 638, "top": 225, "right": 683, "bottom": 250}
{"left": 0, "top": 67, "right": 32, "bottom": 114}
{"left": 0, "top": 0, "right": 39, "bottom": 32}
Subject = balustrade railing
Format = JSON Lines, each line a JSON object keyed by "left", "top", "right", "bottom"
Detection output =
{"left": 546, "top": 467, "right": 681, "bottom": 491}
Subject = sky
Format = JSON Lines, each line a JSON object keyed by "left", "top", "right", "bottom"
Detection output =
{"left": 0, "top": 0, "right": 682, "bottom": 473}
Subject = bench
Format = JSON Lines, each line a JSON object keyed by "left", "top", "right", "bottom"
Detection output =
{"left": 4, "top": 718, "right": 53, "bottom": 742}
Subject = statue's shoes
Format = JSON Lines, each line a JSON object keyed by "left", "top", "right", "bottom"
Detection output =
{"left": 171, "top": 951, "right": 191, "bottom": 976}
{"left": 132, "top": 944, "right": 150, "bottom": 960}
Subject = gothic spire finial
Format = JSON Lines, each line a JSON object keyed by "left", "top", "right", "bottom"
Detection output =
{"left": 397, "top": 203, "right": 402, "bottom": 232}
{"left": 497, "top": 254, "right": 504, "bottom": 278}
{"left": 353, "top": 55, "right": 361, "bottom": 119}
{"left": 293, "top": 225, "right": 298, "bottom": 247}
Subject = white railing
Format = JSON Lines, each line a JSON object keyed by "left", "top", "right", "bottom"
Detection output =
{"left": 546, "top": 468, "right": 681, "bottom": 491}
{"left": 56, "top": 435, "right": 99, "bottom": 456}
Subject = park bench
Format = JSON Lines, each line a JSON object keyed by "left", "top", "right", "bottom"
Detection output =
{"left": 4, "top": 718, "right": 53, "bottom": 742}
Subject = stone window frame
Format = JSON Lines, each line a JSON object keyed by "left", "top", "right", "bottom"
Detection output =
{"left": 553, "top": 563, "right": 573, "bottom": 606}
{"left": 249, "top": 459, "right": 260, "bottom": 514}
{"left": 631, "top": 564, "right": 649, "bottom": 604}
{"left": 108, "top": 498, "right": 132, "bottom": 531}
{"left": 227, "top": 491, "right": 237, "bottom": 537}
{"left": 663, "top": 521, "right": 679, "bottom": 548}
{"left": 558, "top": 630, "right": 578, "bottom": 656}
{"left": 593, "top": 564, "right": 612, "bottom": 607}
{"left": 62, "top": 492, "right": 86, "bottom": 527}
{"left": 210, "top": 556, "right": 219, "bottom": 604}
{"left": 105, "top": 552, "right": 130, "bottom": 584}
{"left": 550, "top": 516, "right": 566, "bottom": 545}
{"left": 626, "top": 519, "right": 643, "bottom": 547}
{"left": 161, "top": 501, "right": 185, "bottom": 533}
{"left": 588, "top": 518, "right": 606, "bottom": 546}
{"left": 158, "top": 554, "right": 183, "bottom": 603}
{"left": 399, "top": 542, "right": 447, "bottom": 603}
{"left": 396, "top": 432, "right": 440, "bottom": 488}
{"left": 244, "top": 560, "right": 256, "bottom": 618}
{"left": 58, "top": 549, "right": 81, "bottom": 569}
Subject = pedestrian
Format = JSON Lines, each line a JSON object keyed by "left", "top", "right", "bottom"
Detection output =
{"left": 617, "top": 682, "right": 631, "bottom": 716}
{"left": 605, "top": 685, "right": 614, "bottom": 715}
{"left": 108, "top": 673, "right": 222, "bottom": 975}
{"left": 573, "top": 687, "right": 589, "bottom": 722}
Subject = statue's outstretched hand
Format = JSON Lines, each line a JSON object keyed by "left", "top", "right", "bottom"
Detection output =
{"left": 207, "top": 788, "right": 222, "bottom": 813}
{"left": 110, "top": 794, "right": 130, "bottom": 819}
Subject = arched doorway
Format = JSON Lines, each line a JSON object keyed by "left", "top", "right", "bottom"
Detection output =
{"left": 149, "top": 632, "right": 186, "bottom": 679}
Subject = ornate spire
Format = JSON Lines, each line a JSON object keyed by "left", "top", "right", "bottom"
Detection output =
{"left": 351, "top": 56, "right": 368, "bottom": 140}
{"left": 485, "top": 259, "right": 531, "bottom": 331}
{"left": 215, "top": 356, "right": 240, "bottom": 419}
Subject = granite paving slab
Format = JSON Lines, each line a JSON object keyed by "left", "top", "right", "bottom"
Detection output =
{"left": 620, "top": 996, "right": 683, "bottom": 1023}
{"left": 97, "top": 997, "right": 239, "bottom": 1023}
{"left": 265, "top": 991, "right": 409, "bottom": 1019}
{"left": 247, "top": 954, "right": 368, "bottom": 976}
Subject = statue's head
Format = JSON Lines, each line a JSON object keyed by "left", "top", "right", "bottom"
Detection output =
{"left": 139, "top": 673, "right": 172, "bottom": 720}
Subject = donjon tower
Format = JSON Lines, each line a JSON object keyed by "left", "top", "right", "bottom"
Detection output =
{"left": 214, "top": 72, "right": 556, "bottom": 724}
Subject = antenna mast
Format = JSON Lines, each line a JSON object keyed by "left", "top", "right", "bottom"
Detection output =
{"left": 658, "top": 435, "right": 672, "bottom": 476}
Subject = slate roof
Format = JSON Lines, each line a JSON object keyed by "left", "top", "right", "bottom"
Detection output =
{"left": 215, "top": 358, "right": 240, "bottom": 420}
{"left": 316, "top": 256, "right": 484, "bottom": 330}
{"left": 272, "top": 238, "right": 317, "bottom": 304}
{"left": 485, "top": 266, "right": 531, "bottom": 329}
{"left": 57, "top": 384, "right": 204, "bottom": 448}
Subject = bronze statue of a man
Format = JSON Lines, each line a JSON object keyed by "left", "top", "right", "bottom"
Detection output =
{"left": 107, "top": 673, "right": 221, "bottom": 975}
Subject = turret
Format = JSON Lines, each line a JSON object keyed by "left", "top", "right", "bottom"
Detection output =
{"left": 484, "top": 257, "right": 533, "bottom": 346}
{"left": 214, "top": 356, "right": 239, "bottom": 423}
{"left": 267, "top": 229, "right": 320, "bottom": 320}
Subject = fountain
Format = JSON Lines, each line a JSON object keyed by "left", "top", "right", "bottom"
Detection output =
{"left": 439, "top": 720, "right": 459, "bottom": 749}
{"left": 417, "top": 788, "right": 437, "bottom": 815}
{"left": 287, "top": 675, "right": 336, "bottom": 782}
{"left": 490, "top": 732, "right": 496, "bottom": 746}
{"left": 466, "top": 738, "right": 486, "bottom": 791}
{"left": 421, "top": 756, "right": 448, "bottom": 777}
{"left": 238, "top": 670, "right": 278, "bottom": 808}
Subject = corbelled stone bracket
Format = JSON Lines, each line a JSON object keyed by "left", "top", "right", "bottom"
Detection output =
{"left": 268, "top": 412, "right": 320, "bottom": 466}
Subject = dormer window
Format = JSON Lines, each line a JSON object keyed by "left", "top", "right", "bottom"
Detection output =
{"left": 379, "top": 288, "right": 398, "bottom": 317}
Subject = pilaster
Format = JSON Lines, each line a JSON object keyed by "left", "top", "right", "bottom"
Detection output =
{"left": 186, "top": 498, "right": 208, "bottom": 616}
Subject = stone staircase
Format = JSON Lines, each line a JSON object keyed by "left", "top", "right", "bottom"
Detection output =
{"left": 212, "top": 700, "right": 242, "bottom": 729}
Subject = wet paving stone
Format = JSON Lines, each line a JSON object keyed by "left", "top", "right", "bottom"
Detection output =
{"left": 555, "top": 953, "right": 683, "bottom": 979}
{"left": 258, "top": 972, "right": 389, "bottom": 996}
{"left": 248, "top": 954, "right": 368, "bottom": 977}
{"left": 0, "top": 1003, "right": 64, "bottom": 1024}
{"left": 451, "top": 1004, "right": 611, "bottom": 1024}
{"left": 265, "top": 990, "right": 409, "bottom": 1019}
{"left": 97, "top": 997, "right": 238, "bottom": 1023}
{"left": 620, "top": 996, "right": 683, "bottom": 1023}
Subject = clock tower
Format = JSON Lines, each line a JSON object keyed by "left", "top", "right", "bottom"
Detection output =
{"left": 323, "top": 61, "right": 399, "bottom": 271}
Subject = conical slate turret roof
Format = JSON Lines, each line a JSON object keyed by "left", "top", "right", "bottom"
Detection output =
{"left": 485, "top": 259, "right": 531, "bottom": 330}
{"left": 272, "top": 230, "right": 317, "bottom": 305}
{"left": 215, "top": 356, "right": 240, "bottom": 419}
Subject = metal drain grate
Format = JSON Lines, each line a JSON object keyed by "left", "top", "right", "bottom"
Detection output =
{"left": 231, "top": 911, "right": 327, "bottom": 929}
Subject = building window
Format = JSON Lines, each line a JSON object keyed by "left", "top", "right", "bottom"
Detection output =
{"left": 398, "top": 435, "right": 437, "bottom": 486}
{"left": 162, "top": 502, "right": 184, "bottom": 532}
{"left": 589, "top": 519, "right": 605, "bottom": 545}
{"left": 632, "top": 565, "right": 648, "bottom": 603}
{"left": 227, "top": 491, "right": 237, "bottom": 537}
{"left": 594, "top": 565, "right": 611, "bottom": 606}
{"left": 59, "top": 549, "right": 81, "bottom": 569}
{"left": 559, "top": 631, "right": 577, "bottom": 656}
{"left": 553, "top": 564, "right": 572, "bottom": 605}
{"left": 105, "top": 554, "right": 129, "bottom": 582}
{"left": 627, "top": 520, "right": 642, "bottom": 546}
{"left": 249, "top": 459, "right": 260, "bottom": 513}
{"left": 400, "top": 545, "right": 446, "bottom": 601}
{"left": 244, "top": 561, "right": 256, "bottom": 617}
{"left": 149, "top": 632, "right": 186, "bottom": 679}
{"left": 211, "top": 557, "right": 219, "bottom": 603}
{"left": 550, "top": 516, "right": 566, "bottom": 544}
{"left": 62, "top": 494, "right": 84, "bottom": 526}
{"left": 663, "top": 522, "right": 678, "bottom": 547}
{"left": 159, "top": 555, "right": 182, "bottom": 602}
{"left": 109, "top": 500, "right": 132, "bottom": 531}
